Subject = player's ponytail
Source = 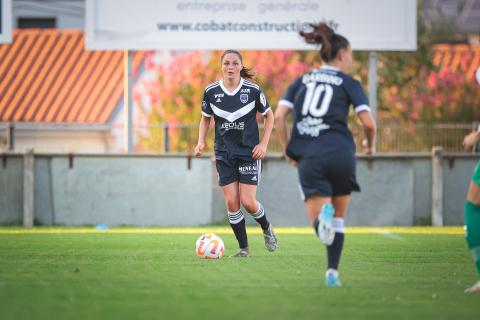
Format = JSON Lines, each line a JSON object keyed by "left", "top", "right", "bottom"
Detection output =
{"left": 299, "top": 22, "right": 349, "bottom": 63}
{"left": 221, "top": 49, "right": 256, "bottom": 82}
{"left": 240, "top": 66, "right": 256, "bottom": 81}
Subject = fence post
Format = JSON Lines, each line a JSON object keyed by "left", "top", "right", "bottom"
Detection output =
{"left": 124, "top": 50, "right": 134, "bottom": 153}
{"left": 7, "top": 121, "right": 14, "bottom": 151}
{"left": 164, "top": 123, "right": 170, "bottom": 153}
{"left": 23, "top": 149, "right": 34, "bottom": 227}
{"left": 431, "top": 146, "right": 443, "bottom": 226}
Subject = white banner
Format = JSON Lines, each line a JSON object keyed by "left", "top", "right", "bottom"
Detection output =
{"left": 86, "top": 0, "right": 417, "bottom": 51}
{"left": 0, "top": 0, "right": 12, "bottom": 44}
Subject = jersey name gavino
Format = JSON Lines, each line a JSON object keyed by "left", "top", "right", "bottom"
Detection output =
{"left": 280, "top": 66, "right": 370, "bottom": 139}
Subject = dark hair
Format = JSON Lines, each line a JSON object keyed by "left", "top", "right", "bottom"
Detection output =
{"left": 220, "top": 49, "right": 256, "bottom": 81}
{"left": 299, "top": 22, "right": 350, "bottom": 62}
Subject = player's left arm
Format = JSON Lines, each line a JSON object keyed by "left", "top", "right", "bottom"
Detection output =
{"left": 463, "top": 130, "right": 480, "bottom": 150}
{"left": 253, "top": 109, "right": 274, "bottom": 160}
{"left": 357, "top": 111, "right": 376, "bottom": 155}
{"left": 253, "top": 90, "right": 273, "bottom": 160}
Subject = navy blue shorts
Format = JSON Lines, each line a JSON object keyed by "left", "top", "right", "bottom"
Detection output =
{"left": 215, "top": 158, "right": 262, "bottom": 186}
{"left": 297, "top": 151, "right": 360, "bottom": 200}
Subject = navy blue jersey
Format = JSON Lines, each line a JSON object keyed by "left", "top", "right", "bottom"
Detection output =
{"left": 201, "top": 78, "right": 271, "bottom": 161}
{"left": 279, "top": 66, "right": 370, "bottom": 160}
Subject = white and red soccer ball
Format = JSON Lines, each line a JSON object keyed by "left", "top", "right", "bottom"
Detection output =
{"left": 195, "top": 233, "right": 225, "bottom": 259}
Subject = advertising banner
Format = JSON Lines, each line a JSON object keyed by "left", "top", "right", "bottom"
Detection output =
{"left": 86, "top": 0, "right": 417, "bottom": 50}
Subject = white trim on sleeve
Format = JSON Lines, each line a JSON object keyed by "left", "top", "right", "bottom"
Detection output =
{"left": 201, "top": 111, "right": 212, "bottom": 117}
{"left": 354, "top": 104, "right": 371, "bottom": 114}
{"left": 260, "top": 107, "right": 271, "bottom": 116}
{"left": 278, "top": 99, "right": 294, "bottom": 109}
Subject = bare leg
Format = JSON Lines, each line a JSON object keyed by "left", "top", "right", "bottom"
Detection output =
{"left": 239, "top": 183, "right": 259, "bottom": 213}
{"left": 332, "top": 195, "right": 352, "bottom": 219}
{"left": 221, "top": 182, "right": 240, "bottom": 212}
{"left": 305, "top": 194, "right": 351, "bottom": 286}
{"left": 239, "top": 183, "right": 277, "bottom": 251}
{"left": 305, "top": 195, "right": 332, "bottom": 223}
{"left": 465, "top": 180, "right": 480, "bottom": 293}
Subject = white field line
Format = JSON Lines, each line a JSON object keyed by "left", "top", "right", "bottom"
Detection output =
{"left": 0, "top": 226, "right": 464, "bottom": 235}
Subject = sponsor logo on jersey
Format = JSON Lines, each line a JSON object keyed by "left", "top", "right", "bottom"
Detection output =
{"left": 221, "top": 121, "right": 245, "bottom": 131}
{"left": 215, "top": 93, "right": 224, "bottom": 102}
{"left": 238, "top": 164, "right": 258, "bottom": 175}
{"left": 240, "top": 94, "right": 248, "bottom": 104}
{"left": 296, "top": 116, "right": 331, "bottom": 137}
{"left": 241, "top": 88, "right": 250, "bottom": 93}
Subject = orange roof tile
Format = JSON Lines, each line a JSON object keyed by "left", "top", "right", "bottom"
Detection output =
{"left": 0, "top": 29, "right": 144, "bottom": 124}
{"left": 433, "top": 44, "right": 480, "bottom": 80}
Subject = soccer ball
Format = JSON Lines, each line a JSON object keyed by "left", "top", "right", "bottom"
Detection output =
{"left": 195, "top": 233, "right": 225, "bottom": 259}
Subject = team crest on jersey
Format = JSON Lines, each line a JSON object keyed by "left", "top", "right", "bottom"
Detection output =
{"left": 240, "top": 94, "right": 248, "bottom": 104}
{"left": 202, "top": 101, "right": 207, "bottom": 109}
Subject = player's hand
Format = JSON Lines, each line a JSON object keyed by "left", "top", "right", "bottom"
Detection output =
{"left": 463, "top": 132, "right": 480, "bottom": 150}
{"left": 282, "top": 154, "right": 297, "bottom": 167}
{"left": 252, "top": 143, "right": 267, "bottom": 160}
{"left": 285, "top": 155, "right": 297, "bottom": 167}
{"left": 362, "top": 139, "right": 375, "bottom": 155}
{"left": 194, "top": 143, "right": 205, "bottom": 157}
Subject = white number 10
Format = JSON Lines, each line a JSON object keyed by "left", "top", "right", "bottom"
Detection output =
{"left": 301, "top": 83, "right": 333, "bottom": 117}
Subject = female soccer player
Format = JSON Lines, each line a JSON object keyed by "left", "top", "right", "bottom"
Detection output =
{"left": 275, "top": 23, "right": 376, "bottom": 285}
{"left": 462, "top": 130, "right": 480, "bottom": 293}
{"left": 194, "top": 50, "right": 277, "bottom": 257}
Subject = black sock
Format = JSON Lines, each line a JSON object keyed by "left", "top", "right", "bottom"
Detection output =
{"left": 312, "top": 217, "right": 320, "bottom": 237}
{"left": 251, "top": 202, "right": 270, "bottom": 231}
{"left": 230, "top": 220, "right": 248, "bottom": 249}
{"left": 228, "top": 210, "right": 248, "bottom": 249}
{"left": 327, "top": 232, "right": 345, "bottom": 270}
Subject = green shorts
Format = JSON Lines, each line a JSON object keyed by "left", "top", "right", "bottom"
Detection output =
{"left": 472, "top": 161, "right": 480, "bottom": 186}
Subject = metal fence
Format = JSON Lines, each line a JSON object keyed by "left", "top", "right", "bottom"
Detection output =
{"left": 2, "top": 122, "right": 475, "bottom": 154}
{"left": 352, "top": 123, "right": 474, "bottom": 153}
{"left": 130, "top": 123, "right": 475, "bottom": 153}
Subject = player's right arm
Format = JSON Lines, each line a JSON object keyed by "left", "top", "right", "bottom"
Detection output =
{"left": 275, "top": 77, "right": 301, "bottom": 165}
{"left": 195, "top": 92, "right": 213, "bottom": 157}
{"left": 274, "top": 104, "right": 296, "bottom": 166}
{"left": 194, "top": 115, "right": 211, "bottom": 156}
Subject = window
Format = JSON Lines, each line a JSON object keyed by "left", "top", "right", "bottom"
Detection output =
{"left": 18, "top": 17, "right": 56, "bottom": 29}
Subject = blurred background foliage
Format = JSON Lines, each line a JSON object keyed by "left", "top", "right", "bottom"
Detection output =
{"left": 133, "top": 2, "right": 479, "bottom": 152}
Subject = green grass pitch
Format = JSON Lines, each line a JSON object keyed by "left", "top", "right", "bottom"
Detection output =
{"left": 0, "top": 227, "right": 478, "bottom": 320}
